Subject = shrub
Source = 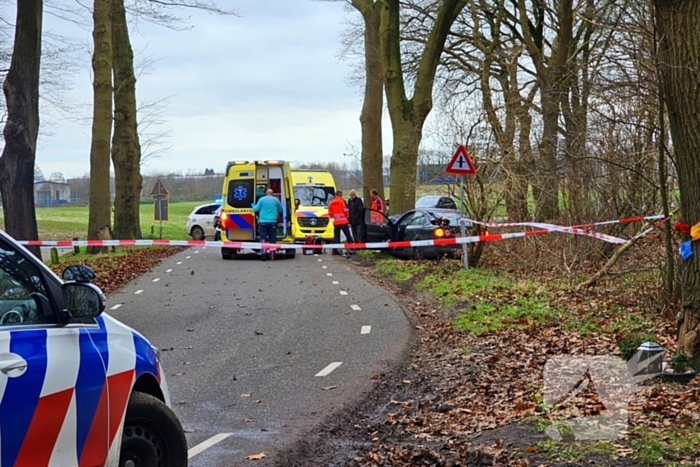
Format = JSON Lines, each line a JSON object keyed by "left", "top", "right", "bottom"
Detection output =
{"left": 618, "top": 333, "right": 659, "bottom": 361}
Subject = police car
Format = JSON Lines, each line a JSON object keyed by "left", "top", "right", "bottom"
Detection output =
{"left": 0, "top": 230, "right": 187, "bottom": 466}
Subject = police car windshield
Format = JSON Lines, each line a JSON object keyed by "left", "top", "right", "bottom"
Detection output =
{"left": 294, "top": 186, "right": 334, "bottom": 206}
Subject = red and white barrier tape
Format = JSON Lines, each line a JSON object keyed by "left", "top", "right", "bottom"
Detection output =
{"left": 19, "top": 226, "right": 620, "bottom": 251}
{"left": 19, "top": 214, "right": 668, "bottom": 251}
{"left": 469, "top": 220, "right": 627, "bottom": 244}
{"left": 472, "top": 214, "right": 664, "bottom": 229}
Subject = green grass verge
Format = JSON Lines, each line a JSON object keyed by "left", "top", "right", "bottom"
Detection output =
{"left": 535, "top": 423, "right": 700, "bottom": 466}
{"left": 0, "top": 201, "right": 207, "bottom": 241}
{"left": 371, "top": 257, "right": 657, "bottom": 338}
{"left": 376, "top": 257, "right": 428, "bottom": 281}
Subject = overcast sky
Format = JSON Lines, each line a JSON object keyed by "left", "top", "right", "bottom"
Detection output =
{"left": 29, "top": 0, "right": 398, "bottom": 179}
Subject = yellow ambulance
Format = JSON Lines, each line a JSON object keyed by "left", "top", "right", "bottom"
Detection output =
{"left": 219, "top": 160, "right": 297, "bottom": 259}
{"left": 291, "top": 170, "right": 337, "bottom": 243}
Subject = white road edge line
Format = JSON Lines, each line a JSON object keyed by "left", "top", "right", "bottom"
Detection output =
{"left": 361, "top": 326, "right": 371, "bottom": 334}
{"left": 187, "top": 433, "right": 232, "bottom": 459}
{"left": 152, "top": 278, "right": 160, "bottom": 282}
{"left": 110, "top": 304, "right": 122, "bottom": 310}
{"left": 339, "top": 291, "right": 348, "bottom": 296}
{"left": 134, "top": 290, "right": 144, "bottom": 295}
{"left": 166, "top": 269, "right": 173, "bottom": 273}
{"left": 351, "top": 304, "right": 361, "bottom": 311}
{"left": 315, "top": 362, "right": 343, "bottom": 377}
{"left": 332, "top": 281, "right": 339, "bottom": 285}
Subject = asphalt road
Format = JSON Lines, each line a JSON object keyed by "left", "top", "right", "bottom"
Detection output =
{"left": 105, "top": 247, "right": 412, "bottom": 466}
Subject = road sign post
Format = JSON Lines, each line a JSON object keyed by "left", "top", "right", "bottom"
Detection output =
{"left": 151, "top": 179, "right": 169, "bottom": 240}
{"left": 445, "top": 145, "right": 476, "bottom": 270}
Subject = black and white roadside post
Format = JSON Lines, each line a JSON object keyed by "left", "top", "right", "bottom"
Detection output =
{"left": 459, "top": 175, "right": 468, "bottom": 270}
{"left": 445, "top": 145, "right": 477, "bottom": 271}
{"left": 151, "top": 179, "right": 169, "bottom": 240}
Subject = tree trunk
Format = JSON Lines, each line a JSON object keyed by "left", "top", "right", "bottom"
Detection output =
{"left": 379, "top": 0, "right": 465, "bottom": 215}
{"left": 654, "top": 0, "right": 700, "bottom": 370}
{"left": 88, "top": 0, "right": 113, "bottom": 253}
{"left": 352, "top": 1, "right": 385, "bottom": 203}
{"left": 111, "top": 0, "right": 142, "bottom": 239}
{"left": 0, "top": 0, "right": 42, "bottom": 258}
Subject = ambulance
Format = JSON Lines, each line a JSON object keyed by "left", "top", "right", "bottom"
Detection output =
{"left": 291, "top": 170, "right": 337, "bottom": 243}
{"left": 219, "top": 160, "right": 297, "bottom": 259}
{"left": 0, "top": 230, "right": 187, "bottom": 466}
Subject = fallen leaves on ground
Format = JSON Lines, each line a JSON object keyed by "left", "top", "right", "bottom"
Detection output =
{"left": 319, "top": 235, "right": 699, "bottom": 466}
{"left": 49, "top": 246, "right": 186, "bottom": 295}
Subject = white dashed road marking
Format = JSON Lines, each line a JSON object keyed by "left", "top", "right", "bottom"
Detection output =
{"left": 188, "top": 433, "right": 232, "bottom": 459}
{"left": 339, "top": 291, "right": 348, "bottom": 296}
{"left": 350, "top": 304, "right": 361, "bottom": 311}
{"left": 186, "top": 256, "right": 191, "bottom": 259}
{"left": 166, "top": 269, "right": 173, "bottom": 273}
{"left": 195, "top": 251, "right": 199, "bottom": 254}
{"left": 332, "top": 281, "right": 339, "bottom": 285}
{"left": 327, "top": 273, "right": 333, "bottom": 276}
{"left": 134, "top": 290, "right": 144, "bottom": 295}
{"left": 177, "top": 262, "right": 183, "bottom": 265}
{"left": 322, "top": 265, "right": 328, "bottom": 269}
{"left": 361, "top": 326, "right": 371, "bottom": 334}
{"left": 110, "top": 304, "right": 122, "bottom": 310}
{"left": 318, "top": 259, "right": 323, "bottom": 262}
{"left": 152, "top": 278, "right": 160, "bottom": 282}
{"left": 315, "top": 362, "right": 343, "bottom": 377}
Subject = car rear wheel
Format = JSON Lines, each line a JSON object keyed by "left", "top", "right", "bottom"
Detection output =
{"left": 120, "top": 392, "right": 187, "bottom": 467}
{"left": 190, "top": 226, "right": 205, "bottom": 240}
{"left": 413, "top": 246, "right": 426, "bottom": 260}
{"left": 286, "top": 249, "right": 296, "bottom": 259}
{"left": 221, "top": 248, "right": 232, "bottom": 260}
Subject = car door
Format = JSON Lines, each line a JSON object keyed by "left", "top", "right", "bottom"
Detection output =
{"left": 394, "top": 211, "right": 422, "bottom": 256}
{"left": 200, "top": 204, "right": 219, "bottom": 237}
{"left": 362, "top": 209, "right": 393, "bottom": 243}
{"left": 404, "top": 211, "right": 427, "bottom": 242}
{"left": 0, "top": 239, "right": 108, "bottom": 466}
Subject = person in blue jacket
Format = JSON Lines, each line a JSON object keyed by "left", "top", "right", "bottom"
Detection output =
{"left": 253, "top": 188, "right": 283, "bottom": 259}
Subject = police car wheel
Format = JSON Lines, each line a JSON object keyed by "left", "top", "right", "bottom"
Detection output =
{"left": 120, "top": 392, "right": 187, "bottom": 467}
{"left": 191, "top": 226, "right": 205, "bottom": 241}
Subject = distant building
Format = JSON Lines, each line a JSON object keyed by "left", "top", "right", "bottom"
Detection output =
{"left": 34, "top": 180, "right": 71, "bottom": 206}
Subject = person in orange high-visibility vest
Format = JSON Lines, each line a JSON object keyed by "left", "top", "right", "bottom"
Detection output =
{"left": 370, "top": 189, "right": 384, "bottom": 224}
{"left": 328, "top": 190, "right": 354, "bottom": 256}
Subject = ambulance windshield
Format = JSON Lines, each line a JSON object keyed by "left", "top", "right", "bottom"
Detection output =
{"left": 294, "top": 186, "right": 334, "bottom": 206}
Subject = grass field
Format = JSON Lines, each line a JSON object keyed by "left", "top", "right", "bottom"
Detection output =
{"left": 0, "top": 201, "right": 207, "bottom": 241}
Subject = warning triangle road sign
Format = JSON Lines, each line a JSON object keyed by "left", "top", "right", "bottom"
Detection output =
{"left": 445, "top": 145, "right": 476, "bottom": 175}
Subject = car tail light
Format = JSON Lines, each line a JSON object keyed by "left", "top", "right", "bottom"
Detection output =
{"left": 434, "top": 228, "right": 445, "bottom": 237}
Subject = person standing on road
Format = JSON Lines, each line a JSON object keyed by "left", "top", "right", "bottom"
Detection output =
{"left": 370, "top": 189, "right": 384, "bottom": 224}
{"left": 347, "top": 189, "right": 364, "bottom": 244}
{"left": 328, "top": 190, "right": 354, "bottom": 256}
{"left": 253, "top": 188, "right": 283, "bottom": 260}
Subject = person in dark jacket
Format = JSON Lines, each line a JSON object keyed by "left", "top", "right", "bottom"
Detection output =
{"left": 347, "top": 189, "right": 364, "bottom": 243}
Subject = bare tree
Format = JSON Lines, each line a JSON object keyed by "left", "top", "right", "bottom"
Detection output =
{"left": 654, "top": 0, "right": 700, "bottom": 370}
{"left": 348, "top": 0, "right": 385, "bottom": 202}
{"left": 0, "top": 0, "right": 42, "bottom": 256}
{"left": 111, "top": 0, "right": 142, "bottom": 239}
{"left": 381, "top": 0, "right": 466, "bottom": 215}
{"left": 88, "top": 0, "right": 113, "bottom": 252}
